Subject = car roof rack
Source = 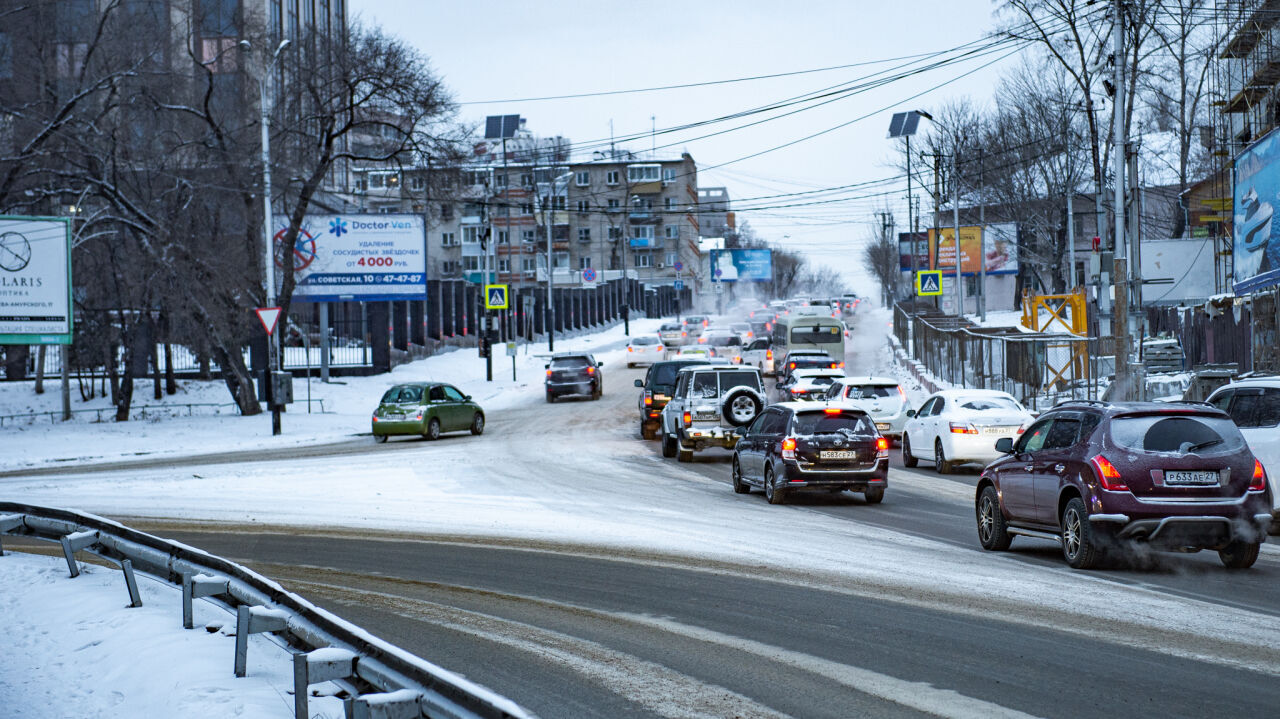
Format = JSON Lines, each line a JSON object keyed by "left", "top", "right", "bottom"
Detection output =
{"left": 1052, "top": 398, "right": 1110, "bottom": 409}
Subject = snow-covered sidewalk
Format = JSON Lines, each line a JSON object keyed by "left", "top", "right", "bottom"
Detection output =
{"left": 0, "top": 551, "right": 342, "bottom": 718}
{"left": 0, "top": 318, "right": 663, "bottom": 471}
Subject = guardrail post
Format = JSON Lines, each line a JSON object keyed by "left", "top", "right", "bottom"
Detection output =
{"left": 0, "top": 514, "right": 24, "bottom": 556}
{"left": 234, "top": 605, "right": 289, "bottom": 677}
{"left": 59, "top": 530, "right": 98, "bottom": 577}
{"left": 182, "top": 573, "right": 230, "bottom": 629}
{"left": 293, "top": 648, "right": 357, "bottom": 719}
{"left": 351, "top": 689, "right": 423, "bottom": 719}
{"left": 121, "top": 559, "right": 142, "bottom": 608}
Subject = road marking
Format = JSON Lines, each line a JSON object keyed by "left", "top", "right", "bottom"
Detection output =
{"left": 293, "top": 579, "right": 793, "bottom": 719}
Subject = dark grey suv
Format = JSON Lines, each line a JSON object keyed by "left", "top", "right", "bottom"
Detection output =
{"left": 545, "top": 353, "right": 603, "bottom": 402}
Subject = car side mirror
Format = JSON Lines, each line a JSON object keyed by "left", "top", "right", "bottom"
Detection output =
{"left": 634, "top": 379, "right": 643, "bottom": 387}
{"left": 597, "top": 362, "right": 604, "bottom": 367}
{"left": 995, "top": 437, "right": 1014, "bottom": 454}
{"left": 906, "top": 409, "right": 916, "bottom": 418}
{"left": 464, "top": 395, "right": 472, "bottom": 401}
{"left": 544, "top": 364, "right": 550, "bottom": 369}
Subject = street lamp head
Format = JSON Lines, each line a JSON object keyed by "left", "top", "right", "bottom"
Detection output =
{"left": 914, "top": 109, "right": 934, "bottom": 121}
{"left": 238, "top": 40, "right": 251, "bottom": 51}
{"left": 274, "top": 39, "right": 292, "bottom": 58}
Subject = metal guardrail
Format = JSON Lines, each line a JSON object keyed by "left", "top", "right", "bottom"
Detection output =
{"left": 0, "top": 399, "right": 329, "bottom": 427}
{"left": 0, "top": 503, "right": 533, "bottom": 719}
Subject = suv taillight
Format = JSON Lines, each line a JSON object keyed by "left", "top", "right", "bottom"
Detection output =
{"left": 781, "top": 437, "right": 797, "bottom": 459}
{"left": 644, "top": 391, "right": 653, "bottom": 406}
{"left": 682, "top": 411, "right": 692, "bottom": 427}
{"left": 1091, "top": 455, "right": 1128, "bottom": 491}
{"left": 1250, "top": 460, "right": 1267, "bottom": 492}
{"left": 766, "top": 350, "right": 773, "bottom": 360}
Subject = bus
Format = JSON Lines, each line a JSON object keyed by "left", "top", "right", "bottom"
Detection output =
{"left": 770, "top": 313, "right": 846, "bottom": 372}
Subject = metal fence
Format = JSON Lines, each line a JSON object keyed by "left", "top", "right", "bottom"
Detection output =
{"left": 0, "top": 503, "right": 532, "bottom": 719}
{"left": 893, "top": 303, "right": 1099, "bottom": 411}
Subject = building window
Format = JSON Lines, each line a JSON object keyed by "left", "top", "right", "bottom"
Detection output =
{"left": 497, "top": 230, "right": 509, "bottom": 244}
{"left": 627, "top": 165, "right": 660, "bottom": 183}
{"left": 664, "top": 197, "right": 675, "bottom": 210}
{"left": 579, "top": 256, "right": 592, "bottom": 269}
{"left": 606, "top": 170, "right": 620, "bottom": 185}
{"left": 442, "top": 260, "right": 459, "bottom": 274}
{"left": 576, "top": 200, "right": 590, "bottom": 213}
{"left": 354, "top": 176, "right": 367, "bottom": 192}
{"left": 607, "top": 198, "right": 620, "bottom": 210}
{"left": 494, "top": 173, "right": 507, "bottom": 188}
{"left": 663, "top": 167, "right": 677, "bottom": 184}
{"left": 410, "top": 176, "right": 425, "bottom": 191}
{"left": 631, "top": 225, "right": 655, "bottom": 242}
{"left": 462, "top": 227, "right": 480, "bottom": 244}
{"left": 520, "top": 203, "right": 534, "bottom": 216}
{"left": 608, "top": 226, "right": 623, "bottom": 240}
{"left": 498, "top": 258, "right": 510, "bottom": 273}
{"left": 368, "top": 172, "right": 399, "bottom": 189}
{"left": 376, "top": 205, "right": 396, "bottom": 214}
{"left": 522, "top": 256, "right": 537, "bottom": 272}
{"left": 553, "top": 251, "right": 569, "bottom": 269}
{"left": 463, "top": 256, "right": 481, "bottom": 271}
{"left": 551, "top": 196, "right": 566, "bottom": 210}
{"left": 666, "top": 252, "right": 677, "bottom": 266}
{"left": 441, "top": 232, "right": 456, "bottom": 246}
{"left": 520, "top": 173, "right": 533, "bottom": 188}
{"left": 633, "top": 252, "right": 652, "bottom": 268}
{"left": 522, "top": 229, "right": 536, "bottom": 243}
{"left": 575, "top": 171, "right": 590, "bottom": 186}
{"left": 578, "top": 228, "right": 591, "bottom": 242}
{"left": 440, "top": 204, "right": 453, "bottom": 221}
{"left": 665, "top": 225, "right": 678, "bottom": 239}
{"left": 465, "top": 170, "right": 486, "bottom": 186}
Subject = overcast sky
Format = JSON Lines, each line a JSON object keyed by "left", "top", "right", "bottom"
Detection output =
{"left": 352, "top": 1, "right": 1021, "bottom": 297}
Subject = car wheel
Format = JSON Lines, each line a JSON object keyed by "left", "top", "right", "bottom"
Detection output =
{"left": 470, "top": 413, "right": 485, "bottom": 436}
{"left": 764, "top": 464, "right": 787, "bottom": 505}
{"left": 661, "top": 431, "right": 677, "bottom": 458}
{"left": 975, "top": 485, "right": 1012, "bottom": 550}
{"left": 546, "top": 392, "right": 556, "bottom": 404}
{"left": 934, "top": 438, "right": 952, "bottom": 475}
{"left": 640, "top": 420, "right": 655, "bottom": 440}
{"left": 901, "top": 435, "right": 918, "bottom": 468}
{"left": 863, "top": 486, "right": 885, "bottom": 504}
{"left": 1061, "top": 497, "right": 1101, "bottom": 569}
{"left": 627, "top": 362, "right": 635, "bottom": 368}
{"left": 731, "top": 455, "right": 750, "bottom": 494}
{"left": 424, "top": 418, "right": 442, "bottom": 441}
{"left": 374, "top": 433, "right": 388, "bottom": 444}
{"left": 1218, "top": 540, "right": 1261, "bottom": 569}
{"left": 676, "top": 438, "right": 693, "bottom": 463}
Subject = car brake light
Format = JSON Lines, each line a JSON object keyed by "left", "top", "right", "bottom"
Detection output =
{"left": 791, "top": 388, "right": 804, "bottom": 394}
{"left": 789, "top": 362, "right": 796, "bottom": 369}
{"left": 876, "top": 437, "right": 890, "bottom": 451}
{"left": 682, "top": 410, "right": 692, "bottom": 426}
{"left": 627, "top": 346, "right": 633, "bottom": 352}
{"left": 546, "top": 369, "right": 552, "bottom": 377}
{"left": 781, "top": 437, "right": 797, "bottom": 459}
{"left": 644, "top": 391, "right": 653, "bottom": 406}
{"left": 657, "top": 345, "right": 663, "bottom": 352}
{"left": 1091, "top": 455, "right": 1128, "bottom": 491}
{"left": 1016, "top": 424, "right": 1026, "bottom": 434}
{"left": 682, "top": 331, "right": 687, "bottom": 337}
{"left": 1250, "top": 459, "right": 1267, "bottom": 492}
{"left": 824, "top": 408, "right": 842, "bottom": 414}
{"left": 587, "top": 366, "right": 595, "bottom": 375}
{"left": 896, "top": 386, "right": 906, "bottom": 401}
{"left": 766, "top": 350, "right": 773, "bottom": 360}
{"left": 371, "top": 416, "right": 378, "bottom": 422}
{"left": 949, "top": 422, "right": 978, "bottom": 434}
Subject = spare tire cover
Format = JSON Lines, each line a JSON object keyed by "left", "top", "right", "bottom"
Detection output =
{"left": 722, "top": 388, "right": 763, "bottom": 427}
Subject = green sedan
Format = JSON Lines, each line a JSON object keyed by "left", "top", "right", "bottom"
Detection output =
{"left": 371, "top": 382, "right": 485, "bottom": 442}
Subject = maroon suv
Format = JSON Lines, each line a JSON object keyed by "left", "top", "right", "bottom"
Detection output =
{"left": 975, "top": 401, "right": 1272, "bottom": 569}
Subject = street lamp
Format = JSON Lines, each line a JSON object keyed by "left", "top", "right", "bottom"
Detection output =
{"left": 244, "top": 38, "right": 291, "bottom": 435}
{"left": 887, "top": 110, "right": 931, "bottom": 312}
{"left": 540, "top": 171, "right": 573, "bottom": 350}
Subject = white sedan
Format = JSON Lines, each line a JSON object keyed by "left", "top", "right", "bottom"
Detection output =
{"left": 901, "top": 389, "right": 1032, "bottom": 474}
{"left": 775, "top": 368, "right": 846, "bottom": 402}
{"left": 625, "top": 336, "right": 666, "bottom": 367}
{"left": 824, "top": 376, "right": 909, "bottom": 441}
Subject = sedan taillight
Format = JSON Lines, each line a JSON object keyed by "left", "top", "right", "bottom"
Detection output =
{"left": 949, "top": 422, "right": 978, "bottom": 435}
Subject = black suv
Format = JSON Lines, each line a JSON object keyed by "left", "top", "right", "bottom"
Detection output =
{"left": 976, "top": 400, "right": 1273, "bottom": 569}
{"left": 732, "top": 403, "right": 889, "bottom": 505}
{"left": 634, "top": 358, "right": 711, "bottom": 439}
{"left": 545, "top": 353, "right": 603, "bottom": 402}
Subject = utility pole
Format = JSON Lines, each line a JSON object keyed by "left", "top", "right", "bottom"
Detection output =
{"left": 543, "top": 178, "right": 554, "bottom": 350}
{"left": 932, "top": 152, "right": 943, "bottom": 311}
{"left": 906, "top": 134, "right": 916, "bottom": 308}
{"left": 1067, "top": 191, "right": 1075, "bottom": 291}
{"left": 978, "top": 148, "right": 986, "bottom": 322}
{"left": 951, "top": 150, "right": 964, "bottom": 317}
{"left": 1111, "top": 0, "right": 1130, "bottom": 400}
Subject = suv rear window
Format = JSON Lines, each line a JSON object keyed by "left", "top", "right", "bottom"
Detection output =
{"left": 792, "top": 412, "right": 875, "bottom": 436}
{"left": 1110, "top": 414, "right": 1246, "bottom": 454}
{"left": 551, "top": 357, "right": 590, "bottom": 369}
{"left": 651, "top": 361, "right": 703, "bottom": 388}
{"left": 689, "top": 370, "right": 761, "bottom": 397}
{"left": 844, "top": 384, "right": 899, "bottom": 399}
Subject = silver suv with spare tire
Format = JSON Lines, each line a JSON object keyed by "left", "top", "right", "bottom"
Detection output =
{"left": 660, "top": 365, "right": 767, "bottom": 462}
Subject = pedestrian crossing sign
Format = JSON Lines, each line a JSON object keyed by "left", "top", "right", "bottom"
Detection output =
{"left": 916, "top": 270, "right": 943, "bottom": 296}
{"left": 484, "top": 284, "right": 509, "bottom": 310}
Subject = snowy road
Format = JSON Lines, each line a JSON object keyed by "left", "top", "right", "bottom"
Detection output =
{"left": 3, "top": 313, "right": 1279, "bottom": 717}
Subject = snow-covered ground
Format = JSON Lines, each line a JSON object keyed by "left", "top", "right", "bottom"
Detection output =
{"left": 0, "top": 550, "right": 343, "bottom": 718}
{"left": 0, "top": 318, "right": 664, "bottom": 471}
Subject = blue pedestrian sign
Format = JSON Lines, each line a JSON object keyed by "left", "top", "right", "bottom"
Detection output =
{"left": 916, "top": 270, "right": 943, "bottom": 296}
{"left": 484, "top": 283, "right": 509, "bottom": 310}
{"left": 674, "top": 279, "right": 684, "bottom": 291}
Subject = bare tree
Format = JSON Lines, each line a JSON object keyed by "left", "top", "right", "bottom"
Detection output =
{"left": 863, "top": 212, "right": 900, "bottom": 307}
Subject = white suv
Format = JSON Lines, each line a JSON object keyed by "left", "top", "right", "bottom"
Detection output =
{"left": 661, "top": 365, "right": 767, "bottom": 462}
{"left": 823, "top": 376, "right": 910, "bottom": 442}
{"left": 1206, "top": 377, "right": 1280, "bottom": 533}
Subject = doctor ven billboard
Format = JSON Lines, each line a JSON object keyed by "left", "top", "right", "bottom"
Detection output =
{"left": 0, "top": 216, "right": 72, "bottom": 344}
{"left": 710, "top": 249, "right": 773, "bottom": 282}
{"left": 1233, "top": 129, "right": 1280, "bottom": 294}
{"left": 286, "top": 214, "right": 427, "bottom": 302}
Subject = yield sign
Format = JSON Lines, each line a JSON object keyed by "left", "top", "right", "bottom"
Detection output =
{"left": 255, "top": 307, "right": 283, "bottom": 336}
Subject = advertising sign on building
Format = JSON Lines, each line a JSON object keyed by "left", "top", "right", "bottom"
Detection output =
{"left": 1233, "top": 129, "right": 1280, "bottom": 294}
{"left": 710, "top": 248, "right": 773, "bottom": 282}
{"left": 927, "top": 222, "right": 1018, "bottom": 276}
{"left": 0, "top": 216, "right": 72, "bottom": 344}
{"left": 289, "top": 214, "right": 426, "bottom": 302}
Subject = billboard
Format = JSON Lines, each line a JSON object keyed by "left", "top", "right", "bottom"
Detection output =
{"left": 1233, "top": 129, "right": 1280, "bottom": 294}
{"left": 898, "top": 232, "right": 928, "bottom": 271}
{"left": 927, "top": 222, "right": 1018, "bottom": 276}
{"left": 711, "top": 248, "right": 772, "bottom": 282}
{"left": 0, "top": 216, "right": 72, "bottom": 344}
{"left": 288, "top": 214, "right": 426, "bottom": 302}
